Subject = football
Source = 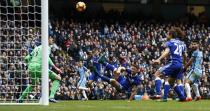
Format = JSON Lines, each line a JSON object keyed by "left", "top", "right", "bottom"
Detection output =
{"left": 76, "top": 1, "right": 86, "bottom": 12}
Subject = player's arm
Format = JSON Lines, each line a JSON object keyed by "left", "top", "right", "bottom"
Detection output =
{"left": 184, "top": 57, "right": 195, "bottom": 70}
{"left": 182, "top": 52, "right": 187, "bottom": 66}
{"left": 152, "top": 48, "right": 170, "bottom": 64}
{"left": 128, "top": 85, "right": 137, "bottom": 102}
{"left": 49, "top": 57, "right": 62, "bottom": 74}
{"left": 184, "top": 51, "right": 197, "bottom": 71}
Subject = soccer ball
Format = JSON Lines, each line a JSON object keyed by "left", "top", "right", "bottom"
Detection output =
{"left": 76, "top": 1, "right": 86, "bottom": 12}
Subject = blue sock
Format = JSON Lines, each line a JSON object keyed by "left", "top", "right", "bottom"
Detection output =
{"left": 99, "top": 75, "right": 111, "bottom": 82}
{"left": 155, "top": 78, "right": 162, "bottom": 95}
{"left": 174, "top": 85, "right": 185, "bottom": 100}
{"left": 163, "top": 82, "right": 170, "bottom": 99}
{"left": 178, "top": 84, "right": 185, "bottom": 97}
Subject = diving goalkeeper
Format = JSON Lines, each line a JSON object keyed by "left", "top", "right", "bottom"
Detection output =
{"left": 17, "top": 37, "right": 62, "bottom": 103}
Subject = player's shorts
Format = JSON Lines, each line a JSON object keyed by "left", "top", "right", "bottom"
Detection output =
{"left": 28, "top": 63, "right": 57, "bottom": 84}
{"left": 89, "top": 72, "right": 100, "bottom": 81}
{"left": 159, "top": 62, "right": 182, "bottom": 79}
{"left": 186, "top": 68, "right": 202, "bottom": 83}
{"left": 130, "top": 76, "right": 141, "bottom": 86}
{"left": 117, "top": 75, "right": 131, "bottom": 92}
{"left": 78, "top": 78, "right": 87, "bottom": 89}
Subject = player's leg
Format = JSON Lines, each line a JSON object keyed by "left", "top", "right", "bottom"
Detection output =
{"left": 49, "top": 70, "right": 61, "bottom": 103}
{"left": 185, "top": 70, "right": 196, "bottom": 100}
{"left": 192, "top": 82, "right": 201, "bottom": 100}
{"left": 154, "top": 70, "right": 162, "bottom": 98}
{"left": 174, "top": 79, "right": 186, "bottom": 101}
{"left": 128, "top": 85, "right": 137, "bottom": 102}
{"left": 162, "top": 77, "right": 171, "bottom": 101}
{"left": 190, "top": 71, "right": 202, "bottom": 100}
{"left": 78, "top": 78, "right": 89, "bottom": 100}
{"left": 18, "top": 66, "right": 40, "bottom": 102}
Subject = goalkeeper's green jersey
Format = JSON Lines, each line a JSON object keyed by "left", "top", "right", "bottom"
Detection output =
{"left": 25, "top": 45, "right": 54, "bottom": 66}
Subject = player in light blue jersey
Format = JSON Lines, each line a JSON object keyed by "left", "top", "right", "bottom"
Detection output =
{"left": 152, "top": 27, "right": 187, "bottom": 102}
{"left": 76, "top": 60, "right": 90, "bottom": 100}
{"left": 184, "top": 40, "right": 203, "bottom": 101}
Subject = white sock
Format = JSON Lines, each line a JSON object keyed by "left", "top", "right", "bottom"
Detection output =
{"left": 192, "top": 83, "right": 200, "bottom": 97}
{"left": 82, "top": 90, "right": 88, "bottom": 99}
{"left": 185, "top": 83, "right": 192, "bottom": 98}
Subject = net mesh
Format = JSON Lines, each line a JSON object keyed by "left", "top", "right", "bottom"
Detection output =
{"left": 0, "top": 0, "right": 41, "bottom": 103}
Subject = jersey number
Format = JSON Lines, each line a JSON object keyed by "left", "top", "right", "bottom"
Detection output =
{"left": 174, "top": 43, "right": 184, "bottom": 56}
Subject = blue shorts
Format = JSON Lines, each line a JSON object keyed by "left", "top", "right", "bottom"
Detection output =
{"left": 130, "top": 76, "right": 141, "bottom": 86}
{"left": 117, "top": 75, "right": 131, "bottom": 92}
{"left": 159, "top": 62, "right": 182, "bottom": 79}
{"left": 89, "top": 72, "right": 100, "bottom": 81}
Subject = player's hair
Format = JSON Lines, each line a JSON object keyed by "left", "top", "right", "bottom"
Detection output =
{"left": 169, "top": 27, "right": 185, "bottom": 40}
{"left": 192, "top": 39, "right": 199, "bottom": 44}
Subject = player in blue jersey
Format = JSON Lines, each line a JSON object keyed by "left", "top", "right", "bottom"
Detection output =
{"left": 184, "top": 40, "right": 203, "bottom": 101}
{"left": 97, "top": 56, "right": 141, "bottom": 102}
{"left": 76, "top": 60, "right": 90, "bottom": 100}
{"left": 87, "top": 49, "right": 102, "bottom": 89}
{"left": 152, "top": 27, "right": 187, "bottom": 102}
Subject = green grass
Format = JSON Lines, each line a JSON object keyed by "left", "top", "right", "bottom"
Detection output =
{"left": 0, "top": 100, "right": 210, "bottom": 111}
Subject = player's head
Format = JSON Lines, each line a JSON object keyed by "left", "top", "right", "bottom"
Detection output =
{"left": 77, "top": 60, "right": 83, "bottom": 67}
{"left": 168, "top": 27, "right": 185, "bottom": 40}
{"left": 131, "top": 65, "right": 139, "bottom": 75}
{"left": 191, "top": 40, "right": 199, "bottom": 50}
{"left": 93, "top": 48, "right": 99, "bottom": 56}
{"left": 49, "top": 36, "right": 54, "bottom": 45}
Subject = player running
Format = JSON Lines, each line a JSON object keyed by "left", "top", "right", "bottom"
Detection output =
{"left": 184, "top": 40, "right": 203, "bottom": 101}
{"left": 76, "top": 60, "right": 90, "bottom": 100}
{"left": 17, "top": 37, "right": 62, "bottom": 103}
{"left": 152, "top": 27, "right": 187, "bottom": 102}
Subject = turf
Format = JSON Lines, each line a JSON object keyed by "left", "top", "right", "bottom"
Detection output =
{"left": 0, "top": 100, "right": 210, "bottom": 111}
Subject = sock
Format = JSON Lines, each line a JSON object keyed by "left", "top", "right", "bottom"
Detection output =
{"left": 155, "top": 77, "right": 162, "bottom": 95}
{"left": 174, "top": 84, "right": 185, "bottom": 100}
{"left": 49, "top": 80, "right": 60, "bottom": 99}
{"left": 163, "top": 81, "right": 170, "bottom": 99}
{"left": 192, "top": 83, "right": 200, "bottom": 97}
{"left": 99, "top": 75, "right": 111, "bottom": 82}
{"left": 185, "top": 83, "right": 192, "bottom": 98}
{"left": 82, "top": 90, "right": 88, "bottom": 99}
{"left": 18, "top": 85, "right": 33, "bottom": 100}
{"left": 178, "top": 84, "right": 185, "bottom": 97}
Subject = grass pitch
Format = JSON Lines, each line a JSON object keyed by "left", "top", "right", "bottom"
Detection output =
{"left": 0, "top": 100, "right": 210, "bottom": 111}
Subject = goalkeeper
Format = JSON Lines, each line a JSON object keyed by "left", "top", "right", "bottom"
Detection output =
{"left": 18, "top": 37, "right": 62, "bottom": 103}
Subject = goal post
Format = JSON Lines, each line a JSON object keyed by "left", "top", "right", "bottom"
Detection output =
{"left": 0, "top": 0, "right": 49, "bottom": 105}
{"left": 41, "top": 0, "right": 49, "bottom": 106}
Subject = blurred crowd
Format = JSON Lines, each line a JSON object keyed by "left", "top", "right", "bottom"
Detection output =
{"left": 0, "top": 6, "right": 210, "bottom": 101}
{"left": 47, "top": 18, "right": 210, "bottom": 100}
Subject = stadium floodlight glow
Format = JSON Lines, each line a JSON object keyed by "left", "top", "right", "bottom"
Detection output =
{"left": 0, "top": 0, "right": 49, "bottom": 105}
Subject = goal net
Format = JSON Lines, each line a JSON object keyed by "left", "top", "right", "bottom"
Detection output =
{"left": 0, "top": 0, "right": 48, "bottom": 105}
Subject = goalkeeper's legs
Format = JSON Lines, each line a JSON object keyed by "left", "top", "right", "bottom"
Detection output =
{"left": 18, "top": 85, "right": 33, "bottom": 102}
{"left": 18, "top": 74, "right": 39, "bottom": 102}
{"left": 49, "top": 70, "right": 61, "bottom": 103}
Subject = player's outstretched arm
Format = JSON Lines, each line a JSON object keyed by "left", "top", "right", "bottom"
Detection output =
{"left": 49, "top": 57, "right": 62, "bottom": 74}
{"left": 152, "top": 48, "right": 170, "bottom": 64}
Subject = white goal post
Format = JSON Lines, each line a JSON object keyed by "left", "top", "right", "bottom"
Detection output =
{"left": 0, "top": 0, "right": 49, "bottom": 105}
